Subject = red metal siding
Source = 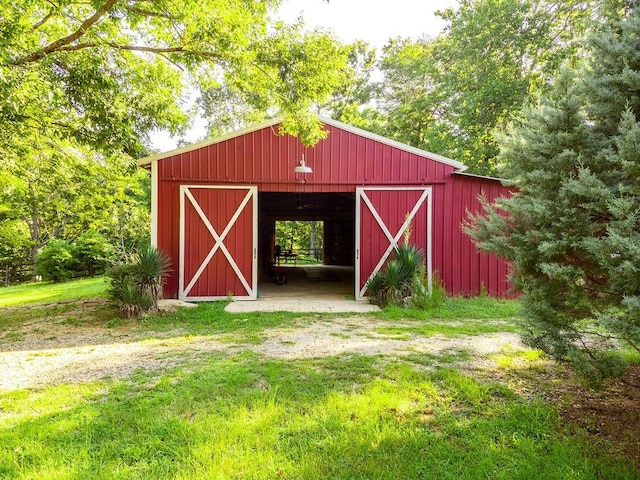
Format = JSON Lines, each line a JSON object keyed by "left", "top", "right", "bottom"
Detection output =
{"left": 157, "top": 124, "right": 454, "bottom": 190}
{"left": 158, "top": 180, "right": 180, "bottom": 297}
{"left": 433, "top": 175, "right": 512, "bottom": 297}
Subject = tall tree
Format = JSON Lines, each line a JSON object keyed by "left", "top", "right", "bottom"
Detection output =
{"left": 0, "top": 1, "right": 347, "bottom": 275}
{"left": 466, "top": 2, "right": 640, "bottom": 380}
{"left": 373, "top": 0, "right": 595, "bottom": 174}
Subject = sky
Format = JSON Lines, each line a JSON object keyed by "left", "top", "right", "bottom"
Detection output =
{"left": 150, "top": 0, "right": 458, "bottom": 151}
{"left": 276, "top": 0, "right": 458, "bottom": 48}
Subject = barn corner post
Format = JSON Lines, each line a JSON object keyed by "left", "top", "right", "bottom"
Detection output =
{"left": 150, "top": 159, "right": 159, "bottom": 248}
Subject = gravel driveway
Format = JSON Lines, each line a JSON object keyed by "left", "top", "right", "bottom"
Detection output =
{"left": 0, "top": 316, "right": 523, "bottom": 391}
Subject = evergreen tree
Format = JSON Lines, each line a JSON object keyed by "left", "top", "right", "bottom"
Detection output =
{"left": 467, "top": 3, "right": 640, "bottom": 380}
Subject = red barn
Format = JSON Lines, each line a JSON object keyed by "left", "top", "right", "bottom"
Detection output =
{"left": 139, "top": 116, "right": 511, "bottom": 301}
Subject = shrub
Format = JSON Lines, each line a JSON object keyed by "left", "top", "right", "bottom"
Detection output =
{"left": 133, "top": 245, "right": 171, "bottom": 311}
{"left": 106, "top": 245, "right": 171, "bottom": 317}
{"left": 35, "top": 240, "right": 77, "bottom": 282}
{"left": 368, "top": 244, "right": 432, "bottom": 308}
{"left": 74, "top": 231, "right": 113, "bottom": 276}
{"left": 408, "top": 269, "right": 446, "bottom": 309}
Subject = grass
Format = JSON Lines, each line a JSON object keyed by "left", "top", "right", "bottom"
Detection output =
{"left": 378, "top": 295, "right": 520, "bottom": 320}
{"left": 375, "top": 318, "right": 519, "bottom": 338}
{"left": 0, "top": 276, "right": 108, "bottom": 307}
{"left": 1, "top": 354, "right": 637, "bottom": 479}
{"left": 0, "top": 282, "right": 638, "bottom": 478}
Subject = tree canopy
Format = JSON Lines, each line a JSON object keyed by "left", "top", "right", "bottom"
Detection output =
{"left": 368, "top": 0, "right": 596, "bottom": 174}
{"left": 0, "top": 0, "right": 348, "bottom": 154}
{"left": 0, "top": 0, "right": 348, "bottom": 279}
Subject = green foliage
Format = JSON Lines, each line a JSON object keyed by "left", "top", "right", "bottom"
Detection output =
{"left": 467, "top": 5, "right": 640, "bottom": 381}
{"left": 73, "top": 231, "right": 113, "bottom": 276}
{"left": 338, "top": 1, "right": 595, "bottom": 174}
{"left": 33, "top": 231, "right": 114, "bottom": 283}
{"left": 34, "top": 239, "right": 76, "bottom": 282}
{"left": 107, "top": 245, "right": 171, "bottom": 317}
{"left": 409, "top": 269, "right": 447, "bottom": 310}
{"left": 367, "top": 244, "right": 429, "bottom": 308}
{"left": 0, "top": 219, "right": 31, "bottom": 284}
{"left": 133, "top": 245, "right": 172, "bottom": 311}
{"left": 275, "top": 220, "right": 324, "bottom": 261}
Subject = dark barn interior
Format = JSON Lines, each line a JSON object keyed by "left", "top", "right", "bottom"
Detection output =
{"left": 258, "top": 192, "right": 355, "bottom": 292}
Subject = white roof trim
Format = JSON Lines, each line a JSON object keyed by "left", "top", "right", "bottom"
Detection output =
{"left": 138, "top": 117, "right": 283, "bottom": 167}
{"left": 316, "top": 115, "right": 467, "bottom": 171}
{"left": 138, "top": 114, "right": 468, "bottom": 172}
{"left": 453, "top": 171, "right": 506, "bottom": 182}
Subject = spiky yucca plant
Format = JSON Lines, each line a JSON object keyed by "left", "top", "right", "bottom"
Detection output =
{"left": 367, "top": 244, "right": 427, "bottom": 307}
{"left": 107, "top": 245, "right": 171, "bottom": 317}
{"left": 133, "top": 245, "right": 171, "bottom": 312}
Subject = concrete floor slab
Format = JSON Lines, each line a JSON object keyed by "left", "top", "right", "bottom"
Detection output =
{"left": 224, "top": 265, "right": 380, "bottom": 314}
{"left": 224, "top": 298, "right": 379, "bottom": 313}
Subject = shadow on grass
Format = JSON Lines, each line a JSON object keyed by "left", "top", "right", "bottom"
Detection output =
{"left": 1, "top": 353, "right": 637, "bottom": 480}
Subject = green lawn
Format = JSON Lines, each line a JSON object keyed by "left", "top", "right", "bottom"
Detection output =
{"left": 0, "top": 276, "right": 108, "bottom": 307}
{"left": 0, "top": 282, "right": 638, "bottom": 479}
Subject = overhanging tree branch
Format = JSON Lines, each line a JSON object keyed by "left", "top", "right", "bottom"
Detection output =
{"left": 31, "top": 10, "right": 56, "bottom": 31}
{"left": 13, "top": 0, "right": 120, "bottom": 64}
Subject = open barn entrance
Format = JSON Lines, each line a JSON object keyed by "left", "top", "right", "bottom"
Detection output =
{"left": 258, "top": 192, "right": 355, "bottom": 300}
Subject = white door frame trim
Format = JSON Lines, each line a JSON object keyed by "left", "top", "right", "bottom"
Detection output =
{"left": 355, "top": 186, "right": 432, "bottom": 300}
{"left": 179, "top": 185, "right": 258, "bottom": 301}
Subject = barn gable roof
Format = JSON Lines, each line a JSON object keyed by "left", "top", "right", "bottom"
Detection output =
{"left": 138, "top": 115, "right": 467, "bottom": 172}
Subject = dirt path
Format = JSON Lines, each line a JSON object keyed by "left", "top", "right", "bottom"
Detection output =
{"left": 0, "top": 317, "right": 523, "bottom": 391}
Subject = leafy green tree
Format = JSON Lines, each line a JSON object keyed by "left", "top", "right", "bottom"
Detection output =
{"left": 275, "top": 221, "right": 324, "bottom": 260}
{"left": 319, "top": 40, "right": 382, "bottom": 129}
{"left": 466, "top": 3, "right": 640, "bottom": 380}
{"left": 373, "top": 0, "right": 595, "bottom": 174}
{"left": 74, "top": 231, "right": 113, "bottom": 276}
{"left": 1, "top": 0, "right": 347, "bottom": 154}
{"left": 0, "top": 218, "right": 31, "bottom": 284}
{"left": 0, "top": 1, "right": 348, "bottom": 277}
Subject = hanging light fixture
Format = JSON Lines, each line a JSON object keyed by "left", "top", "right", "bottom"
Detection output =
{"left": 294, "top": 154, "right": 313, "bottom": 174}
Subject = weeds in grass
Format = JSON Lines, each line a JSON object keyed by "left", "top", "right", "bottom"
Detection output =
{"left": 378, "top": 295, "right": 520, "bottom": 320}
